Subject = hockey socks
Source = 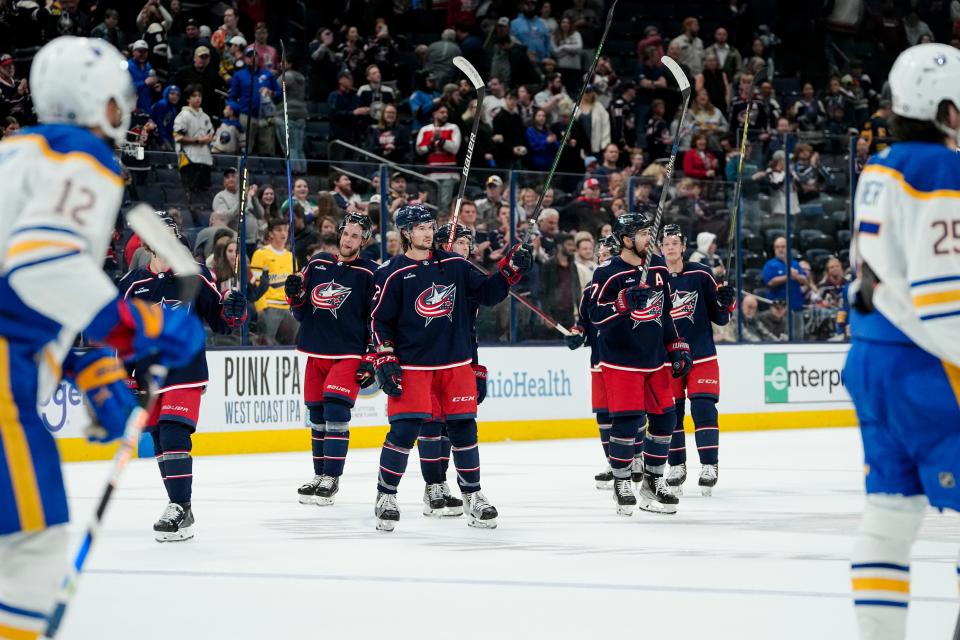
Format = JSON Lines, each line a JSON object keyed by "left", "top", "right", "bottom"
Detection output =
{"left": 378, "top": 419, "right": 421, "bottom": 494}
{"left": 609, "top": 415, "right": 642, "bottom": 479}
{"left": 308, "top": 405, "right": 325, "bottom": 475}
{"left": 851, "top": 494, "right": 925, "bottom": 640}
{"left": 596, "top": 411, "right": 611, "bottom": 459}
{"left": 151, "top": 422, "right": 193, "bottom": 504}
{"left": 635, "top": 413, "right": 647, "bottom": 468}
{"left": 322, "top": 400, "right": 351, "bottom": 477}
{"left": 643, "top": 411, "right": 675, "bottom": 476}
{"left": 418, "top": 420, "right": 446, "bottom": 484}
{"left": 668, "top": 399, "right": 687, "bottom": 466}
{"left": 448, "top": 419, "right": 481, "bottom": 493}
{"left": 691, "top": 397, "right": 719, "bottom": 466}
{"left": 440, "top": 424, "right": 451, "bottom": 477}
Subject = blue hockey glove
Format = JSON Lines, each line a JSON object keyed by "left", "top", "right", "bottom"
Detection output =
{"left": 64, "top": 348, "right": 142, "bottom": 443}
{"left": 221, "top": 290, "right": 247, "bottom": 327}
{"left": 473, "top": 364, "right": 488, "bottom": 404}
{"left": 374, "top": 351, "right": 403, "bottom": 398}
{"left": 356, "top": 352, "right": 377, "bottom": 389}
{"left": 102, "top": 298, "right": 204, "bottom": 370}
{"left": 565, "top": 327, "right": 586, "bottom": 350}
{"left": 498, "top": 243, "right": 533, "bottom": 285}
{"left": 615, "top": 284, "right": 650, "bottom": 314}
{"left": 666, "top": 338, "right": 693, "bottom": 379}
{"left": 716, "top": 285, "right": 737, "bottom": 311}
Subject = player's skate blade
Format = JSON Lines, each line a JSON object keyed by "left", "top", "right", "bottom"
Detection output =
{"left": 463, "top": 491, "right": 498, "bottom": 528}
{"left": 699, "top": 464, "right": 718, "bottom": 496}
{"left": 441, "top": 482, "right": 463, "bottom": 517}
{"left": 613, "top": 478, "right": 636, "bottom": 516}
{"left": 375, "top": 492, "right": 400, "bottom": 531}
{"left": 153, "top": 503, "right": 195, "bottom": 542}
{"left": 423, "top": 483, "right": 446, "bottom": 517}
{"left": 297, "top": 475, "right": 322, "bottom": 505}
{"left": 665, "top": 462, "right": 687, "bottom": 497}
{"left": 595, "top": 466, "right": 613, "bottom": 489}
{"left": 637, "top": 473, "right": 678, "bottom": 515}
{"left": 315, "top": 475, "right": 339, "bottom": 506}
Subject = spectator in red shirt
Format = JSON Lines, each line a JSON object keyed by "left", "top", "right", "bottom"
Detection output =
{"left": 682, "top": 131, "right": 718, "bottom": 180}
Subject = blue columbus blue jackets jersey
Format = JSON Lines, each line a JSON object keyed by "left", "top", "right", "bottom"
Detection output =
{"left": 587, "top": 254, "right": 681, "bottom": 371}
{"left": 291, "top": 252, "right": 378, "bottom": 358}
{"left": 667, "top": 261, "right": 728, "bottom": 361}
{"left": 576, "top": 282, "right": 601, "bottom": 367}
{"left": 119, "top": 265, "right": 227, "bottom": 390}
{"left": 371, "top": 251, "right": 510, "bottom": 369}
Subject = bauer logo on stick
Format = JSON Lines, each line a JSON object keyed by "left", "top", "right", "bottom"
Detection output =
{"left": 311, "top": 281, "right": 352, "bottom": 318}
{"left": 415, "top": 283, "right": 456, "bottom": 325}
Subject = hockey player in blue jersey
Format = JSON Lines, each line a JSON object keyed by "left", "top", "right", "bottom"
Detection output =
{"left": 843, "top": 43, "right": 960, "bottom": 640}
{"left": 286, "top": 213, "right": 379, "bottom": 506}
{"left": 416, "top": 222, "right": 485, "bottom": 518}
{"left": 587, "top": 212, "right": 692, "bottom": 516}
{"left": 370, "top": 204, "right": 532, "bottom": 531}
{"left": 658, "top": 224, "right": 736, "bottom": 496}
{"left": 567, "top": 235, "right": 621, "bottom": 490}
{"left": 0, "top": 37, "right": 205, "bottom": 638}
{"left": 118, "top": 211, "right": 246, "bottom": 541}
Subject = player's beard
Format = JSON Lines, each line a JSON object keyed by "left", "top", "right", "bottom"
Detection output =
{"left": 338, "top": 243, "right": 360, "bottom": 260}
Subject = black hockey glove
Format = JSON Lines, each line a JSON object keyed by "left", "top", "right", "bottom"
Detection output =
{"left": 374, "top": 351, "right": 403, "bottom": 397}
{"left": 716, "top": 285, "right": 737, "bottom": 311}
{"left": 850, "top": 262, "right": 879, "bottom": 314}
{"left": 355, "top": 352, "right": 376, "bottom": 389}
{"left": 284, "top": 274, "right": 305, "bottom": 304}
{"left": 221, "top": 291, "right": 248, "bottom": 327}
{"left": 498, "top": 243, "right": 533, "bottom": 285}
{"left": 666, "top": 338, "right": 692, "bottom": 379}
{"left": 614, "top": 284, "right": 650, "bottom": 314}
{"left": 566, "top": 327, "right": 586, "bottom": 350}
{"left": 473, "top": 364, "right": 488, "bottom": 404}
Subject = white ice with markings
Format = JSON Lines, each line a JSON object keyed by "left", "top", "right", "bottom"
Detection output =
{"left": 58, "top": 428, "right": 956, "bottom": 639}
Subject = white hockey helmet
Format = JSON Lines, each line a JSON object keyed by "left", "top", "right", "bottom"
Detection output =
{"left": 888, "top": 43, "right": 960, "bottom": 129}
{"left": 29, "top": 36, "right": 136, "bottom": 146}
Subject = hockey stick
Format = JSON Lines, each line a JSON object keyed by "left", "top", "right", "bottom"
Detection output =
{"left": 469, "top": 262, "right": 572, "bottom": 335}
{"left": 723, "top": 68, "right": 767, "bottom": 281}
{"left": 639, "top": 55, "right": 691, "bottom": 282}
{"left": 280, "top": 41, "right": 297, "bottom": 271}
{"left": 525, "top": 0, "right": 619, "bottom": 241}
{"left": 447, "top": 56, "right": 485, "bottom": 251}
{"left": 127, "top": 204, "right": 201, "bottom": 300}
{"left": 233, "top": 50, "right": 258, "bottom": 280}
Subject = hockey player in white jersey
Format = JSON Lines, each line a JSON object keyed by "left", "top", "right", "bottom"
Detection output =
{"left": 0, "top": 37, "right": 203, "bottom": 638}
{"left": 843, "top": 43, "right": 960, "bottom": 640}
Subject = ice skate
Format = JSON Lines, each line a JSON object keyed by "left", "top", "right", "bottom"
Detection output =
{"left": 463, "top": 491, "right": 498, "bottom": 528}
{"left": 315, "top": 475, "right": 339, "bottom": 506}
{"left": 297, "top": 475, "right": 322, "bottom": 504}
{"left": 440, "top": 481, "right": 463, "bottom": 517}
{"left": 638, "top": 473, "right": 679, "bottom": 514}
{"left": 699, "top": 464, "right": 718, "bottom": 496}
{"left": 665, "top": 463, "right": 687, "bottom": 496}
{"left": 630, "top": 456, "right": 645, "bottom": 483}
{"left": 595, "top": 465, "right": 614, "bottom": 489}
{"left": 153, "top": 502, "right": 195, "bottom": 542}
{"left": 375, "top": 492, "right": 400, "bottom": 531}
{"left": 423, "top": 483, "right": 446, "bottom": 517}
{"left": 613, "top": 478, "right": 636, "bottom": 516}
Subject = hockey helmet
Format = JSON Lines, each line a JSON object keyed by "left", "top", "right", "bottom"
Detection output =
{"left": 435, "top": 222, "right": 474, "bottom": 250}
{"left": 612, "top": 211, "right": 653, "bottom": 244}
{"left": 155, "top": 210, "right": 182, "bottom": 240}
{"left": 659, "top": 223, "right": 685, "bottom": 245}
{"left": 394, "top": 204, "right": 436, "bottom": 231}
{"left": 888, "top": 44, "right": 960, "bottom": 128}
{"left": 30, "top": 37, "right": 136, "bottom": 145}
{"left": 338, "top": 212, "right": 373, "bottom": 241}
{"left": 597, "top": 234, "right": 620, "bottom": 256}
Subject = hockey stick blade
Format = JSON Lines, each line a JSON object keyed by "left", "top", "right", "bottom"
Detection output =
{"left": 453, "top": 56, "right": 483, "bottom": 90}
{"left": 126, "top": 204, "right": 201, "bottom": 301}
{"left": 660, "top": 56, "right": 691, "bottom": 93}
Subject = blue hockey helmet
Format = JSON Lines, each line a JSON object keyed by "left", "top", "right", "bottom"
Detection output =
{"left": 597, "top": 234, "right": 620, "bottom": 256}
{"left": 338, "top": 212, "right": 373, "bottom": 241}
{"left": 659, "top": 223, "right": 684, "bottom": 245}
{"left": 155, "top": 209, "right": 182, "bottom": 240}
{"left": 435, "top": 222, "right": 474, "bottom": 250}
{"left": 394, "top": 204, "right": 436, "bottom": 232}
{"left": 612, "top": 211, "right": 652, "bottom": 244}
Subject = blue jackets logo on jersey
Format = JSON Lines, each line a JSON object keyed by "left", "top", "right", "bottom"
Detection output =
{"left": 158, "top": 296, "right": 189, "bottom": 311}
{"left": 415, "top": 283, "right": 456, "bottom": 325}
{"left": 669, "top": 290, "right": 698, "bottom": 323}
{"left": 310, "top": 281, "right": 352, "bottom": 318}
{"left": 630, "top": 290, "right": 664, "bottom": 328}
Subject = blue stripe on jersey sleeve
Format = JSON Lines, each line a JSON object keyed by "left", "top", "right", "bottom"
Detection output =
{"left": 911, "top": 274, "right": 960, "bottom": 288}
{"left": 21, "top": 123, "right": 122, "bottom": 178}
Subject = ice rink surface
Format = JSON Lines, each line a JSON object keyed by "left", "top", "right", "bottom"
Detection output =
{"left": 57, "top": 427, "right": 957, "bottom": 639}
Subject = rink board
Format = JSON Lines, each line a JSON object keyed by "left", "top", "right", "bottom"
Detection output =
{"left": 48, "top": 343, "right": 856, "bottom": 461}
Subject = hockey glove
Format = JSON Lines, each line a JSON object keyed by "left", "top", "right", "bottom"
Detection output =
{"left": 473, "top": 364, "right": 488, "bottom": 404}
{"left": 98, "top": 298, "right": 204, "bottom": 370}
{"left": 221, "top": 290, "right": 247, "bottom": 327}
{"left": 850, "top": 263, "right": 879, "bottom": 313}
{"left": 285, "top": 273, "right": 305, "bottom": 305}
{"left": 716, "top": 285, "right": 737, "bottom": 311}
{"left": 63, "top": 348, "right": 143, "bottom": 444}
{"left": 498, "top": 243, "right": 534, "bottom": 285}
{"left": 374, "top": 351, "right": 403, "bottom": 398}
{"left": 356, "top": 352, "right": 377, "bottom": 389}
{"left": 666, "top": 338, "right": 693, "bottom": 379}
{"left": 566, "top": 327, "right": 586, "bottom": 350}
{"left": 614, "top": 284, "right": 650, "bottom": 314}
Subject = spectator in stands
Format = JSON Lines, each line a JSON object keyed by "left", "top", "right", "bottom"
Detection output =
{"left": 552, "top": 17, "right": 583, "bottom": 96}
{"left": 683, "top": 132, "right": 719, "bottom": 180}
{"left": 594, "top": 142, "right": 620, "bottom": 189}
{"left": 793, "top": 143, "right": 823, "bottom": 202}
{"left": 281, "top": 178, "right": 318, "bottom": 219}
{"left": 705, "top": 27, "right": 741, "bottom": 81}
{"left": 426, "top": 29, "right": 462, "bottom": 87}
{"left": 636, "top": 25, "right": 665, "bottom": 70}
{"left": 209, "top": 238, "right": 241, "bottom": 295}
{"left": 175, "top": 45, "right": 224, "bottom": 117}
{"left": 454, "top": 22, "right": 487, "bottom": 77}
{"left": 317, "top": 213, "right": 338, "bottom": 238}
{"left": 0, "top": 55, "right": 28, "bottom": 123}
{"left": 492, "top": 89, "right": 527, "bottom": 170}
{"left": 903, "top": 10, "right": 934, "bottom": 45}
{"left": 151, "top": 85, "right": 181, "bottom": 151}
{"left": 764, "top": 151, "right": 800, "bottom": 215}
{"left": 854, "top": 136, "right": 871, "bottom": 175}
{"left": 514, "top": 188, "right": 537, "bottom": 222}
{"left": 173, "top": 84, "right": 215, "bottom": 197}
{"left": 481, "top": 76, "right": 507, "bottom": 127}
{"left": 194, "top": 210, "right": 233, "bottom": 259}
{"left": 644, "top": 98, "right": 671, "bottom": 160}
{"left": 91, "top": 9, "right": 125, "bottom": 50}
{"left": 228, "top": 46, "right": 279, "bottom": 155}
{"left": 497, "top": 33, "right": 541, "bottom": 89}
{"left": 128, "top": 40, "right": 158, "bottom": 113}
{"left": 336, "top": 25, "right": 366, "bottom": 80}
{"left": 308, "top": 28, "right": 338, "bottom": 102}
{"left": 219, "top": 36, "right": 246, "bottom": 84}
{"left": 860, "top": 99, "right": 892, "bottom": 152}
{"left": 689, "top": 231, "right": 726, "bottom": 279}
{"left": 526, "top": 108, "right": 559, "bottom": 172}
{"left": 364, "top": 18, "right": 400, "bottom": 82}
{"left": 579, "top": 85, "right": 610, "bottom": 154}
{"left": 329, "top": 173, "right": 364, "bottom": 213}
{"left": 176, "top": 19, "right": 216, "bottom": 70}
{"left": 477, "top": 174, "right": 506, "bottom": 227}
{"left": 671, "top": 17, "right": 705, "bottom": 76}
{"left": 277, "top": 53, "right": 307, "bottom": 174}
{"left": 539, "top": 2, "right": 558, "bottom": 35}
{"left": 563, "top": 0, "right": 599, "bottom": 50}
{"left": 410, "top": 71, "right": 441, "bottom": 134}
{"left": 290, "top": 203, "right": 319, "bottom": 266}
{"left": 758, "top": 299, "right": 789, "bottom": 341}
{"left": 824, "top": 75, "right": 854, "bottom": 126}
{"left": 215, "top": 7, "right": 243, "bottom": 45}
{"left": 758, "top": 79, "right": 783, "bottom": 124}
{"left": 1, "top": 116, "right": 19, "bottom": 139}
{"left": 367, "top": 103, "right": 409, "bottom": 164}
{"left": 534, "top": 73, "right": 568, "bottom": 125}
{"left": 136, "top": 0, "right": 173, "bottom": 34}
{"left": 560, "top": 178, "right": 612, "bottom": 236}
{"left": 817, "top": 257, "right": 848, "bottom": 308}
{"left": 211, "top": 100, "right": 243, "bottom": 154}
{"left": 795, "top": 82, "right": 827, "bottom": 133}
{"left": 574, "top": 234, "right": 596, "bottom": 280}
{"left": 729, "top": 73, "right": 769, "bottom": 141}
{"left": 56, "top": 0, "right": 92, "bottom": 36}
{"left": 690, "top": 88, "right": 729, "bottom": 146}
{"left": 327, "top": 69, "right": 363, "bottom": 146}
{"left": 251, "top": 22, "right": 278, "bottom": 72}
{"left": 258, "top": 185, "right": 280, "bottom": 220}
{"left": 540, "top": 232, "right": 582, "bottom": 329}
{"left": 512, "top": 0, "right": 551, "bottom": 62}
{"left": 212, "top": 168, "right": 240, "bottom": 215}
{"left": 740, "top": 294, "right": 779, "bottom": 342}
{"left": 385, "top": 230, "right": 401, "bottom": 258}
{"left": 250, "top": 218, "right": 298, "bottom": 345}
{"left": 696, "top": 54, "right": 729, "bottom": 114}
{"left": 515, "top": 84, "right": 536, "bottom": 126}
{"left": 536, "top": 208, "right": 561, "bottom": 256}
{"left": 665, "top": 177, "right": 710, "bottom": 240}
{"left": 590, "top": 56, "right": 619, "bottom": 109}
{"left": 763, "top": 235, "right": 808, "bottom": 315}
{"left": 357, "top": 64, "right": 397, "bottom": 127}
{"left": 416, "top": 104, "right": 462, "bottom": 211}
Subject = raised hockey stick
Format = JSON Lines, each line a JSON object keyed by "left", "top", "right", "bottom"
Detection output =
{"left": 233, "top": 49, "right": 258, "bottom": 280}
{"left": 127, "top": 204, "right": 201, "bottom": 299}
{"left": 447, "top": 56, "right": 485, "bottom": 251}
{"left": 639, "top": 55, "right": 691, "bottom": 283}
{"left": 525, "top": 0, "right": 619, "bottom": 242}
{"left": 280, "top": 41, "right": 297, "bottom": 271}
{"left": 469, "top": 262, "right": 573, "bottom": 335}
